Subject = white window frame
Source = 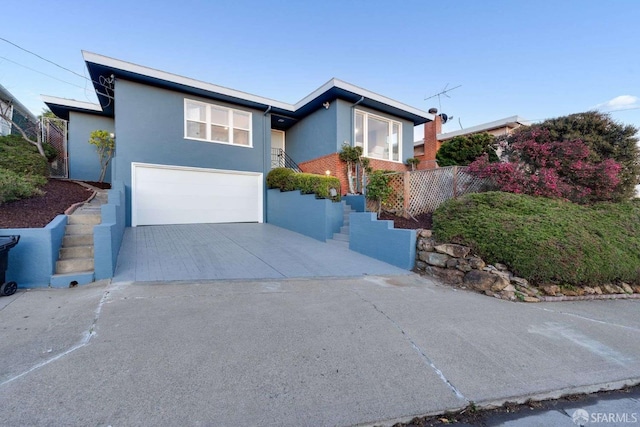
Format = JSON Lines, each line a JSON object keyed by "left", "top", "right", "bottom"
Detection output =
{"left": 184, "top": 99, "right": 252, "bottom": 148}
{"left": 354, "top": 110, "right": 402, "bottom": 162}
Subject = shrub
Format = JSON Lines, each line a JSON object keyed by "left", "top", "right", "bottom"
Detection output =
{"left": 266, "top": 168, "right": 340, "bottom": 200}
{"left": 266, "top": 167, "right": 296, "bottom": 191}
{"left": 0, "top": 168, "right": 45, "bottom": 204}
{"left": 365, "top": 170, "right": 394, "bottom": 216}
{"left": 42, "top": 143, "right": 58, "bottom": 163}
{"left": 0, "top": 134, "right": 49, "bottom": 177}
{"left": 433, "top": 192, "right": 640, "bottom": 287}
{"left": 436, "top": 133, "right": 499, "bottom": 167}
{"left": 468, "top": 130, "right": 622, "bottom": 204}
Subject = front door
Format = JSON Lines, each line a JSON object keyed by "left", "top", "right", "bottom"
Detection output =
{"left": 271, "top": 130, "right": 285, "bottom": 168}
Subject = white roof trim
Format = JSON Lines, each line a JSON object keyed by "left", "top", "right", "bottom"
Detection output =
{"left": 81, "top": 51, "right": 432, "bottom": 121}
{"left": 295, "top": 78, "right": 433, "bottom": 120}
{"left": 41, "top": 95, "right": 103, "bottom": 112}
{"left": 82, "top": 51, "right": 293, "bottom": 111}
{"left": 437, "top": 115, "right": 530, "bottom": 140}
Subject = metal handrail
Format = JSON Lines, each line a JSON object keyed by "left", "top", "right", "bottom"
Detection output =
{"left": 271, "top": 148, "right": 301, "bottom": 172}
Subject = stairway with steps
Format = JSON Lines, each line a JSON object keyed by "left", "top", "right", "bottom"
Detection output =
{"left": 50, "top": 190, "right": 108, "bottom": 287}
{"left": 329, "top": 201, "right": 353, "bottom": 247}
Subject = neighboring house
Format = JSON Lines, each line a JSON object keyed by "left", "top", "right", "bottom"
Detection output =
{"left": 413, "top": 114, "right": 530, "bottom": 169}
{"left": 0, "top": 83, "right": 38, "bottom": 137}
{"left": 44, "top": 51, "right": 433, "bottom": 227}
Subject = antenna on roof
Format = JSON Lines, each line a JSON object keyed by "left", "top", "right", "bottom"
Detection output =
{"left": 424, "top": 83, "right": 461, "bottom": 115}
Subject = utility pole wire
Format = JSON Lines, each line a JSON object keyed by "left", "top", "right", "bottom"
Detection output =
{"left": 0, "top": 37, "right": 88, "bottom": 80}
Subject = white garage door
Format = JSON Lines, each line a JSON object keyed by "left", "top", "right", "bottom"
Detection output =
{"left": 132, "top": 162, "right": 263, "bottom": 226}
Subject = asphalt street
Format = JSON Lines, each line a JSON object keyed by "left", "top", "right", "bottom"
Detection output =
{"left": 1, "top": 274, "right": 639, "bottom": 426}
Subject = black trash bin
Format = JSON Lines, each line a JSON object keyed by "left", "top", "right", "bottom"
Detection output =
{"left": 0, "top": 235, "right": 20, "bottom": 296}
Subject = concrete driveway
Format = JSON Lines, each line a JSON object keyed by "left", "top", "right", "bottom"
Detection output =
{"left": 1, "top": 275, "right": 639, "bottom": 426}
{"left": 114, "top": 223, "right": 409, "bottom": 282}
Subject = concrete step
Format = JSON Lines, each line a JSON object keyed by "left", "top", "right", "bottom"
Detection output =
{"left": 63, "top": 234, "right": 94, "bottom": 247}
{"left": 50, "top": 271, "right": 95, "bottom": 288}
{"left": 340, "top": 225, "right": 350, "bottom": 234}
{"left": 326, "top": 239, "right": 349, "bottom": 249}
{"left": 60, "top": 245, "right": 94, "bottom": 260}
{"left": 65, "top": 224, "right": 95, "bottom": 235}
{"left": 67, "top": 214, "right": 101, "bottom": 225}
{"left": 332, "top": 233, "right": 350, "bottom": 242}
{"left": 56, "top": 258, "right": 94, "bottom": 274}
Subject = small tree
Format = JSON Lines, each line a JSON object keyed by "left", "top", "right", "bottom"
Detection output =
{"left": 0, "top": 101, "right": 46, "bottom": 157}
{"left": 405, "top": 157, "right": 420, "bottom": 171}
{"left": 339, "top": 143, "right": 363, "bottom": 194}
{"left": 366, "top": 170, "right": 393, "bottom": 217}
{"left": 436, "top": 133, "right": 499, "bottom": 167}
{"left": 89, "top": 130, "right": 115, "bottom": 183}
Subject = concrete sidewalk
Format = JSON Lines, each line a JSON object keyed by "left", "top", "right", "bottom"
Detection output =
{"left": 1, "top": 275, "right": 639, "bottom": 426}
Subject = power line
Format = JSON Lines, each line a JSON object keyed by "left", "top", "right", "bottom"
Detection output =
{"left": 0, "top": 37, "right": 88, "bottom": 80}
{"left": 0, "top": 55, "right": 86, "bottom": 89}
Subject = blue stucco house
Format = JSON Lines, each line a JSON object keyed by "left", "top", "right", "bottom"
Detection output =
{"left": 44, "top": 51, "right": 433, "bottom": 227}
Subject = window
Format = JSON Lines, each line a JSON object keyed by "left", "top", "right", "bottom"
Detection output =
{"left": 354, "top": 110, "right": 401, "bottom": 162}
{"left": 184, "top": 99, "right": 252, "bottom": 147}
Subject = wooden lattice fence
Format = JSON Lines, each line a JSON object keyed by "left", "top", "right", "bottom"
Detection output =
{"left": 366, "top": 166, "right": 488, "bottom": 216}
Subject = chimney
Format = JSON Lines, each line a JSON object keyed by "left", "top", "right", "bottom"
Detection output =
{"left": 422, "top": 112, "right": 442, "bottom": 167}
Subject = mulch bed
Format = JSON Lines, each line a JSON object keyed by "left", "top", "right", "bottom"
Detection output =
{"left": 80, "top": 181, "right": 111, "bottom": 190}
{"left": 0, "top": 180, "right": 94, "bottom": 229}
{"left": 379, "top": 212, "right": 432, "bottom": 230}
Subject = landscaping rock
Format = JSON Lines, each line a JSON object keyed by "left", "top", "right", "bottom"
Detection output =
{"left": 434, "top": 243, "right": 470, "bottom": 258}
{"left": 446, "top": 258, "right": 458, "bottom": 269}
{"left": 468, "top": 257, "right": 485, "bottom": 270}
{"left": 511, "top": 277, "right": 529, "bottom": 287}
{"left": 501, "top": 291, "right": 516, "bottom": 301}
{"left": 415, "top": 260, "right": 427, "bottom": 270}
{"left": 455, "top": 259, "right": 473, "bottom": 272}
{"left": 541, "top": 285, "right": 560, "bottom": 296}
{"left": 425, "top": 252, "right": 450, "bottom": 268}
{"left": 426, "top": 266, "right": 465, "bottom": 284}
{"left": 633, "top": 285, "right": 640, "bottom": 294}
{"left": 583, "top": 286, "right": 596, "bottom": 295}
{"left": 613, "top": 285, "right": 626, "bottom": 294}
{"left": 491, "top": 278, "right": 510, "bottom": 292}
{"left": 419, "top": 229, "right": 432, "bottom": 238}
{"left": 621, "top": 283, "right": 634, "bottom": 294}
{"left": 593, "top": 286, "right": 603, "bottom": 295}
{"left": 523, "top": 296, "right": 540, "bottom": 303}
{"left": 603, "top": 284, "right": 618, "bottom": 294}
{"left": 494, "top": 262, "right": 508, "bottom": 271}
{"left": 464, "top": 269, "right": 498, "bottom": 291}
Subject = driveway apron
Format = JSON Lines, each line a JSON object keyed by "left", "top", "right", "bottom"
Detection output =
{"left": 114, "top": 223, "right": 409, "bottom": 281}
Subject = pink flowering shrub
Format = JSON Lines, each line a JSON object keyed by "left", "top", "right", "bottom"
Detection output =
{"left": 468, "top": 129, "right": 621, "bottom": 204}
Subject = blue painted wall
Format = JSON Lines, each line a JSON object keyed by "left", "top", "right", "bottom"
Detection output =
{"left": 344, "top": 195, "right": 366, "bottom": 212}
{"left": 3, "top": 215, "right": 67, "bottom": 288}
{"left": 288, "top": 100, "right": 416, "bottom": 167}
{"left": 68, "top": 112, "right": 114, "bottom": 183}
{"left": 285, "top": 102, "right": 337, "bottom": 164}
{"left": 349, "top": 212, "right": 416, "bottom": 270}
{"left": 266, "top": 189, "right": 343, "bottom": 241}
{"left": 94, "top": 181, "right": 125, "bottom": 280}
{"left": 113, "top": 79, "right": 270, "bottom": 226}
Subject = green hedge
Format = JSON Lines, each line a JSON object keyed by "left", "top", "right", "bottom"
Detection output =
{"left": 0, "top": 135, "right": 49, "bottom": 177}
{"left": 0, "top": 168, "right": 46, "bottom": 204}
{"left": 267, "top": 168, "right": 341, "bottom": 200}
{"left": 433, "top": 192, "right": 640, "bottom": 287}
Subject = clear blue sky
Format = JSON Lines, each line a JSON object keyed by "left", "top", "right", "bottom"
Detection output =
{"left": 2, "top": 0, "right": 639, "bottom": 139}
